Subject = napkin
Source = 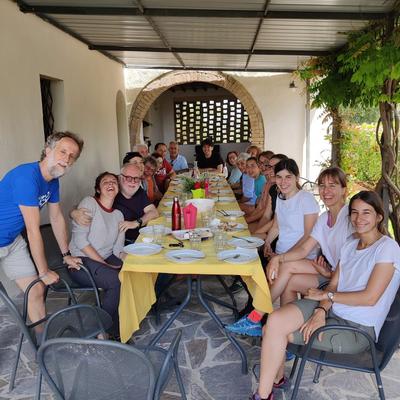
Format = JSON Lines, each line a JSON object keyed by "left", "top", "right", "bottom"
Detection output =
{"left": 191, "top": 188, "right": 205, "bottom": 198}
{"left": 183, "top": 203, "right": 197, "bottom": 229}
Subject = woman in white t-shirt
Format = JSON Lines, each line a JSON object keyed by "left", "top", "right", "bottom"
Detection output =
{"left": 251, "top": 191, "right": 400, "bottom": 400}
{"left": 267, "top": 167, "right": 354, "bottom": 306}
{"left": 227, "top": 159, "right": 320, "bottom": 337}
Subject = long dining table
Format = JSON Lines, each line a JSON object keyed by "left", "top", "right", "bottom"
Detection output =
{"left": 118, "top": 173, "right": 273, "bottom": 372}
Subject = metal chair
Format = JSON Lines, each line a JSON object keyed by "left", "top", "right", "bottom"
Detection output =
{"left": 38, "top": 330, "right": 186, "bottom": 400}
{"left": 287, "top": 287, "right": 400, "bottom": 400}
{"left": 36, "top": 224, "right": 101, "bottom": 307}
{"left": 0, "top": 281, "right": 111, "bottom": 399}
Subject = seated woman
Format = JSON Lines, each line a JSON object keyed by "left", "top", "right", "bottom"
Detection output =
{"left": 251, "top": 191, "right": 400, "bottom": 400}
{"left": 247, "top": 153, "right": 288, "bottom": 236}
{"left": 69, "top": 172, "right": 126, "bottom": 338}
{"left": 197, "top": 138, "right": 224, "bottom": 173}
{"left": 231, "top": 152, "right": 250, "bottom": 191}
{"left": 225, "top": 151, "right": 240, "bottom": 183}
{"left": 142, "top": 156, "right": 162, "bottom": 205}
{"left": 246, "top": 144, "right": 261, "bottom": 159}
{"left": 227, "top": 159, "right": 320, "bottom": 337}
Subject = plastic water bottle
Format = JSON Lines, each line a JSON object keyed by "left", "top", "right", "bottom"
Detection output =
{"left": 171, "top": 197, "right": 182, "bottom": 231}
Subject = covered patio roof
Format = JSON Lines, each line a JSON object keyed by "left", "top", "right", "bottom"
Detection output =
{"left": 16, "top": 0, "right": 396, "bottom": 72}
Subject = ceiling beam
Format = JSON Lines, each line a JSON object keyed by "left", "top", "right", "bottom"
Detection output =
{"left": 245, "top": 0, "right": 271, "bottom": 70}
{"left": 133, "top": 0, "right": 185, "bottom": 68}
{"left": 18, "top": 4, "right": 387, "bottom": 20}
{"left": 89, "top": 45, "right": 330, "bottom": 57}
{"left": 123, "top": 66, "right": 296, "bottom": 73}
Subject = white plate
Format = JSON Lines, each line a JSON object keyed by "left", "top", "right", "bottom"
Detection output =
{"left": 172, "top": 228, "right": 213, "bottom": 241}
{"left": 123, "top": 243, "right": 162, "bottom": 256}
{"left": 163, "top": 201, "right": 174, "bottom": 207}
{"left": 139, "top": 226, "right": 172, "bottom": 235}
{"left": 217, "top": 249, "right": 258, "bottom": 264}
{"left": 228, "top": 236, "right": 265, "bottom": 249}
{"left": 209, "top": 221, "right": 246, "bottom": 233}
{"left": 166, "top": 249, "right": 205, "bottom": 263}
{"left": 215, "top": 196, "right": 235, "bottom": 202}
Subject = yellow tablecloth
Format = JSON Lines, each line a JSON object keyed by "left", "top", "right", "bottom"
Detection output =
{"left": 119, "top": 175, "right": 273, "bottom": 343}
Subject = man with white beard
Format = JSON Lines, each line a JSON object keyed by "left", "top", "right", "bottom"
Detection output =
{"left": 0, "top": 132, "right": 83, "bottom": 337}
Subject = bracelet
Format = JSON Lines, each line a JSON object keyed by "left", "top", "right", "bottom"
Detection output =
{"left": 38, "top": 271, "right": 48, "bottom": 279}
{"left": 314, "top": 306, "right": 328, "bottom": 317}
{"left": 62, "top": 250, "right": 71, "bottom": 258}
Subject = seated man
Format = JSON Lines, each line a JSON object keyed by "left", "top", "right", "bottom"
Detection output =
{"left": 133, "top": 143, "right": 149, "bottom": 158}
{"left": 71, "top": 164, "right": 159, "bottom": 244}
{"left": 166, "top": 141, "right": 188, "bottom": 173}
{"left": 197, "top": 138, "right": 224, "bottom": 173}
{"left": 154, "top": 142, "right": 175, "bottom": 193}
{"left": 122, "top": 151, "right": 144, "bottom": 176}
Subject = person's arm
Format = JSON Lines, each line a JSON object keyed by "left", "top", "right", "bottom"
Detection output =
{"left": 306, "top": 262, "right": 395, "bottom": 307}
{"left": 246, "top": 189, "right": 270, "bottom": 223}
{"left": 266, "top": 235, "right": 319, "bottom": 282}
{"left": 264, "top": 216, "right": 279, "bottom": 257}
{"left": 119, "top": 204, "right": 159, "bottom": 232}
{"left": 48, "top": 203, "right": 82, "bottom": 269}
{"left": 19, "top": 206, "right": 59, "bottom": 285}
{"left": 70, "top": 207, "right": 92, "bottom": 226}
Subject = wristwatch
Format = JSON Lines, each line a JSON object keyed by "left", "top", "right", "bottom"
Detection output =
{"left": 62, "top": 250, "right": 71, "bottom": 258}
{"left": 327, "top": 292, "right": 335, "bottom": 303}
{"left": 136, "top": 218, "right": 143, "bottom": 228}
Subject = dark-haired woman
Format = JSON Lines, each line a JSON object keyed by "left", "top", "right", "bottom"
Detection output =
{"left": 227, "top": 159, "right": 320, "bottom": 337}
{"left": 69, "top": 172, "right": 126, "bottom": 337}
{"left": 251, "top": 191, "right": 400, "bottom": 400}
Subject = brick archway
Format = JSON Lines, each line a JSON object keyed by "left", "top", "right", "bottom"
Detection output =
{"left": 128, "top": 70, "right": 265, "bottom": 149}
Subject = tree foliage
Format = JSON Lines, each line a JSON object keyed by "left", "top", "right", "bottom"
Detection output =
{"left": 297, "top": 9, "right": 400, "bottom": 241}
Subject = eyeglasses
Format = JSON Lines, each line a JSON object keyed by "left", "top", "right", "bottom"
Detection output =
{"left": 120, "top": 174, "right": 142, "bottom": 183}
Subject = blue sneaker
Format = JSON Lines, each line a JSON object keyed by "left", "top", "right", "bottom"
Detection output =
{"left": 285, "top": 350, "right": 295, "bottom": 361}
{"left": 225, "top": 315, "right": 262, "bottom": 337}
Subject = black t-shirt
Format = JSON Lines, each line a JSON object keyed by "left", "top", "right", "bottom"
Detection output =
{"left": 197, "top": 153, "right": 224, "bottom": 169}
{"left": 269, "top": 184, "right": 278, "bottom": 216}
{"left": 113, "top": 187, "right": 151, "bottom": 242}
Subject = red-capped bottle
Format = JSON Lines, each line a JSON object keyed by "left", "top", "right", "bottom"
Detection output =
{"left": 171, "top": 197, "right": 182, "bottom": 231}
{"left": 204, "top": 178, "right": 209, "bottom": 198}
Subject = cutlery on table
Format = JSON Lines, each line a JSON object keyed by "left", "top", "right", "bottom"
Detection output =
{"left": 217, "top": 209, "right": 229, "bottom": 216}
{"left": 220, "top": 254, "right": 241, "bottom": 261}
{"left": 232, "top": 235, "right": 254, "bottom": 244}
{"left": 172, "top": 255, "right": 204, "bottom": 260}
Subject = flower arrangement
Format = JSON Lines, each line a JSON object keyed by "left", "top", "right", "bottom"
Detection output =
{"left": 180, "top": 175, "right": 207, "bottom": 198}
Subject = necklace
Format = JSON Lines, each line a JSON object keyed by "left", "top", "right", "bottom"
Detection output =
{"left": 357, "top": 233, "right": 383, "bottom": 250}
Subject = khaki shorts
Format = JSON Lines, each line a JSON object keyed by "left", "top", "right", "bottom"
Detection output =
{"left": 292, "top": 298, "right": 375, "bottom": 354}
{"left": 0, "top": 235, "right": 37, "bottom": 281}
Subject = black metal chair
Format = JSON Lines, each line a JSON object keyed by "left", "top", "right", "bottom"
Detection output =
{"left": 37, "top": 224, "right": 101, "bottom": 307}
{"left": 0, "top": 281, "right": 111, "bottom": 400}
{"left": 287, "top": 287, "right": 400, "bottom": 400}
{"left": 38, "top": 330, "right": 186, "bottom": 400}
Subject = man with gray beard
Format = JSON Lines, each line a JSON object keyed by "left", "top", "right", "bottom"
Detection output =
{"left": 0, "top": 132, "right": 83, "bottom": 335}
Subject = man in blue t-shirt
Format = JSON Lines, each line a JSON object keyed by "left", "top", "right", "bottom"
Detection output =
{"left": 0, "top": 132, "right": 83, "bottom": 330}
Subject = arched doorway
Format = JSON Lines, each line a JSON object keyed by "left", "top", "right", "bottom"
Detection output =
{"left": 128, "top": 70, "right": 265, "bottom": 149}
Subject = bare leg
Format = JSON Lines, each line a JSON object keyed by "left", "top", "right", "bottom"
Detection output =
{"left": 269, "top": 259, "right": 319, "bottom": 303}
{"left": 15, "top": 276, "right": 46, "bottom": 331}
{"left": 280, "top": 273, "right": 320, "bottom": 305}
{"left": 258, "top": 304, "right": 304, "bottom": 397}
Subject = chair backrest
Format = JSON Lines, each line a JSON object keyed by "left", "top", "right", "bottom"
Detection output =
{"left": 0, "top": 282, "right": 38, "bottom": 350}
{"left": 375, "top": 286, "right": 400, "bottom": 369}
{"left": 42, "top": 304, "right": 110, "bottom": 343}
{"left": 38, "top": 338, "right": 156, "bottom": 400}
{"left": 39, "top": 224, "right": 64, "bottom": 268}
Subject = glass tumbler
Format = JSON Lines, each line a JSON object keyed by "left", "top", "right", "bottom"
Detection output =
{"left": 213, "top": 229, "right": 227, "bottom": 252}
{"left": 189, "top": 230, "right": 202, "bottom": 250}
{"left": 153, "top": 225, "right": 165, "bottom": 245}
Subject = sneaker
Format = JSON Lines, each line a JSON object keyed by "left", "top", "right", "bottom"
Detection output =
{"left": 225, "top": 315, "right": 262, "bottom": 337}
{"left": 285, "top": 350, "right": 295, "bottom": 361}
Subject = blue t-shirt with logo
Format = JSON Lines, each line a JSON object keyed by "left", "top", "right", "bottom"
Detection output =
{"left": 0, "top": 162, "right": 59, "bottom": 246}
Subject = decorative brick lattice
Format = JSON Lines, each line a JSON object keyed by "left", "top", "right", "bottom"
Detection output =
{"left": 40, "top": 78, "right": 54, "bottom": 140}
{"left": 129, "top": 71, "right": 264, "bottom": 149}
{"left": 174, "top": 97, "right": 250, "bottom": 145}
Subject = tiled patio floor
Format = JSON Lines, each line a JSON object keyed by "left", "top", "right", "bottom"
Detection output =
{"left": 1, "top": 277, "right": 399, "bottom": 400}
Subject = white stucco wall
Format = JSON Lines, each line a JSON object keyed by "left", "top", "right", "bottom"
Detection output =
{"left": 0, "top": 1, "right": 128, "bottom": 293}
